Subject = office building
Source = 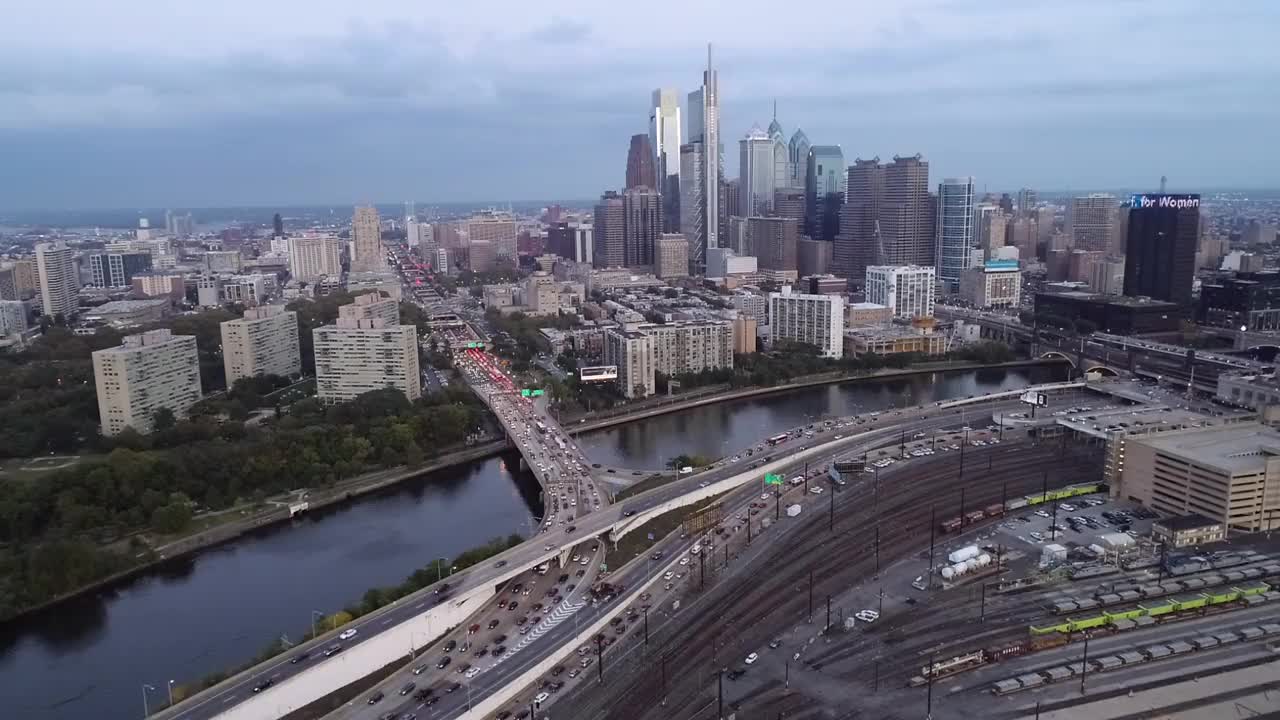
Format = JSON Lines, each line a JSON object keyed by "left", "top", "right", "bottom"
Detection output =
{"left": 1007, "top": 217, "right": 1038, "bottom": 261}
{"left": 351, "top": 205, "right": 383, "bottom": 271}
{"left": 747, "top": 217, "right": 798, "bottom": 274}
{"left": 846, "top": 302, "right": 892, "bottom": 326}
{"left": 1034, "top": 292, "right": 1183, "bottom": 334}
{"left": 467, "top": 213, "right": 518, "bottom": 260}
{"left": 637, "top": 321, "right": 734, "bottom": 377}
{"left": 220, "top": 306, "right": 301, "bottom": 385}
{"left": 202, "top": 251, "right": 243, "bottom": 274}
{"left": 1245, "top": 221, "right": 1278, "bottom": 245}
{"left": 865, "top": 265, "right": 935, "bottom": 319}
{"left": 833, "top": 159, "right": 885, "bottom": 281}
{"left": 1122, "top": 423, "right": 1280, "bottom": 532}
{"left": 1067, "top": 194, "right": 1119, "bottom": 252}
{"left": 594, "top": 191, "right": 626, "bottom": 268}
{"left": 740, "top": 125, "right": 775, "bottom": 216}
{"left": 880, "top": 155, "right": 934, "bottom": 267}
{"left": 1089, "top": 256, "right": 1127, "bottom": 296}
{"left": 656, "top": 234, "right": 689, "bottom": 279}
{"left": 340, "top": 291, "right": 399, "bottom": 327}
{"left": 768, "top": 286, "right": 845, "bottom": 358}
{"left": 89, "top": 252, "right": 152, "bottom": 288}
{"left": 732, "top": 315, "right": 757, "bottom": 354}
{"left": 548, "top": 222, "right": 595, "bottom": 265}
{"left": 92, "top": 329, "right": 202, "bottom": 435}
{"left": 767, "top": 113, "right": 788, "bottom": 191}
{"left": 804, "top": 274, "right": 846, "bottom": 296}
{"left": 289, "top": 234, "right": 343, "bottom": 281}
{"left": 1198, "top": 271, "right": 1280, "bottom": 330}
{"left": 0, "top": 300, "right": 28, "bottom": 336}
{"left": 976, "top": 204, "right": 1008, "bottom": 258}
{"left": 687, "top": 44, "right": 720, "bottom": 265}
{"left": 731, "top": 291, "right": 768, "bottom": 321}
{"left": 1217, "top": 373, "right": 1280, "bottom": 410}
{"left": 131, "top": 271, "right": 185, "bottom": 300}
{"left": 935, "top": 177, "right": 977, "bottom": 292}
{"left": 788, "top": 129, "right": 810, "bottom": 190}
{"left": 626, "top": 134, "right": 656, "bottom": 190}
{"left": 0, "top": 265, "right": 20, "bottom": 300}
{"left": 35, "top": 241, "right": 79, "bottom": 320}
{"left": 1017, "top": 188, "right": 1038, "bottom": 216}
{"left": 650, "top": 88, "right": 682, "bottom": 232}
{"left": 525, "top": 272, "right": 560, "bottom": 315}
{"left": 797, "top": 238, "right": 833, "bottom": 277}
{"left": 959, "top": 260, "right": 1021, "bottom": 309}
{"left": 707, "top": 248, "right": 757, "bottom": 278}
{"left": 314, "top": 317, "right": 420, "bottom": 403}
{"left": 805, "top": 145, "right": 845, "bottom": 241}
{"left": 773, "top": 188, "right": 805, "bottom": 225}
{"left": 604, "top": 327, "right": 655, "bottom": 398}
{"left": 1124, "top": 193, "right": 1200, "bottom": 304}
{"left": 466, "top": 240, "right": 495, "bottom": 272}
{"left": 623, "top": 187, "right": 661, "bottom": 267}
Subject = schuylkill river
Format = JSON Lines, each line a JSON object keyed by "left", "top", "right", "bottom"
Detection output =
{"left": 0, "top": 364, "right": 1066, "bottom": 720}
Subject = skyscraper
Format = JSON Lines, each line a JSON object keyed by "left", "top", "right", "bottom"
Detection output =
{"left": 272, "top": 213, "right": 284, "bottom": 237}
{"left": 221, "top": 306, "right": 301, "bottom": 385}
{"left": 1124, "top": 193, "right": 1200, "bottom": 304}
{"left": 747, "top": 217, "right": 798, "bottom": 274}
{"left": 625, "top": 134, "right": 657, "bottom": 190}
{"left": 679, "top": 142, "right": 706, "bottom": 273}
{"left": 739, "top": 125, "right": 775, "bottom": 216}
{"left": 623, "top": 187, "right": 662, "bottom": 267}
{"left": 88, "top": 252, "right": 153, "bottom": 288}
{"left": 1017, "top": 188, "right": 1038, "bottom": 216}
{"left": 880, "top": 155, "right": 933, "bottom": 266}
{"left": 35, "top": 241, "right": 79, "bottom": 320}
{"left": 773, "top": 188, "right": 805, "bottom": 226}
{"left": 593, "top": 191, "right": 626, "bottom": 268}
{"left": 650, "top": 88, "right": 682, "bottom": 233}
{"left": 1068, "top": 194, "right": 1119, "bottom": 252}
{"left": 833, "top": 159, "right": 884, "bottom": 282}
{"left": 687, "top": 44, "right": 720, "bottom": 266}
{"left": 788, "top": 129, "right": 811, "bottom": 189}
{"left": 351, "top": 205, "right": 383, "bottom": 271}
{"left": 935, "top": 177, "right": 977, "bottom": 292}
{"left": 289, "top": 234, "right": 343, "bottom": 280}
{"left": 805, "top": 146, "right": 845, "bottom": 241}
{"left": 767, "top": 106, "right": 788, "bottom": 192}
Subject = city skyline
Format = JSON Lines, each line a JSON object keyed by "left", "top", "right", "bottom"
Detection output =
{"left": 2, "top": 1, "right": 1277, "bottom": 210}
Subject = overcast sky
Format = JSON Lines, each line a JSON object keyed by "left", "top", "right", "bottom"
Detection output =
{"left": 2, "top": 0, "right": 1277, "bottom": 210}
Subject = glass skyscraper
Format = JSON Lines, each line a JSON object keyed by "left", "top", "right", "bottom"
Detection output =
{"left": 936, "top": 177, "right": 976, "bottom": 292}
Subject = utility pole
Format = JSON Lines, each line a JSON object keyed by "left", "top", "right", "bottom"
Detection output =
{"left": 959, "top": 486, "right": 966, "bottom": 525}
{"left": 775, "top": 490, "right": 780, "bottom": 521}
{"left": 1051, "top": 499, "right": 1059, "bottom": 542}
{"left": 700, "top": 550, "right": 706, "bottom": 590}
{"left": 596, "top": 635, "right": 604, "bottom": 683}
{"left": 717, "top": 668, "right": 724, "bottom": 720}
{"left": 808, "top": 570, "right": 814, "bottom": 623}
{"left": 875, "top": 524, "right": 881, "bottom": 574}
{"left": 826, "top": 594, "right": 832, "bottom": 631}
{"left": 926, "top": 652, "right": 937, "bottom": 719}
{"left": 900, "top": 428, "right": 907, "bottom": 458}
{"left": 928, "top": 505, "right": 937, "bottom": 575}
{"left": 644, "top": 606, "right": 649, "bottom": 645}
{"left": 980, "top": 582, "right": 987, "bottom": 622}
{"left": 748, "top": 518, "right": 753, "bottom": 544}
{"left": 1080, "top": 634, "right": 1090, "bottom": 694}
{"left": 829, "top": 478, "right": 835, "bottom": 531}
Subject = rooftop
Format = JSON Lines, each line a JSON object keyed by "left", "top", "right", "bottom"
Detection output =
{"left": 1153, "top": 513, "right": 1222, "bottom": 532}
{"left": 1131, "top": 422, "right": 1280, "bottom": 476}
{"left": 1037, "top": 291, "right": 1181, "bottom": 308}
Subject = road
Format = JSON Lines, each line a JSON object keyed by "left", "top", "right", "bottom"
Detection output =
{"left": 155, "top": 384, "right": 1098, "bottom": 720}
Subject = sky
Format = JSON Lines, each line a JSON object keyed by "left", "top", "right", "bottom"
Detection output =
{"left": 2, "top": 0, "right": 1278, "bottom": 210}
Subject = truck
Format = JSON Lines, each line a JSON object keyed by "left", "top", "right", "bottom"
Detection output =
{"left": 787, "top": 504, "right": 802, "bottom": 518}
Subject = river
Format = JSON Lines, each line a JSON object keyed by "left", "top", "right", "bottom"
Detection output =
{"left": 0, "top": 363, "right": 1067, "bottom": 720}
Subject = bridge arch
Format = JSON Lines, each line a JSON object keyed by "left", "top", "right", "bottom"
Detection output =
{"left": 1084, "top": 365, "right": 1121, "bottom": 377}
{"left": 1040, "top": 351, "right": 1076, "bottom": 366}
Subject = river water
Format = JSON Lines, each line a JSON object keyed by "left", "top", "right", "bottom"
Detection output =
{"left": 0, "top": 364, "right": 1067, "bottom": 720}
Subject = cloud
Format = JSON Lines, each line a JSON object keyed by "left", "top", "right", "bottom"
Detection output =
{"left": 526, "top": 17, "right": 592, "bottom": 45}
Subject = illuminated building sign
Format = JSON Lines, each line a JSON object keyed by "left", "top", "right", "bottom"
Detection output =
{"left": 1130, "top": 194, "right": 1200, "bottom": 210}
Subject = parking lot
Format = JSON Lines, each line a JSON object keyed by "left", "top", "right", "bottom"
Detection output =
{"left": 995, "top": 495, "right": 1158, "bottom": 553}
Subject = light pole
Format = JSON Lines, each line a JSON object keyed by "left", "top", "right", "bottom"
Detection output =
{"left": 311, "top": 610, "right": 326, "bottom": 638}
{"left": 142, "top": 684, "right": 156, "bottom": 717}
{"left": 167, "top": 679, "right": 175, "bottom": 707}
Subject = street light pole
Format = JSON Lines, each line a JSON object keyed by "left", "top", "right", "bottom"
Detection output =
{"left": 142, "top": 684, "right": 155, "bottom": 718}
{"left": 167, "top": 680, "right": 175, "bottom": 707}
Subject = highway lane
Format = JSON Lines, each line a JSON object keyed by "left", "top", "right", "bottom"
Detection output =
{"left": 155, "top": 388, "right": 1088, "bottom": 720}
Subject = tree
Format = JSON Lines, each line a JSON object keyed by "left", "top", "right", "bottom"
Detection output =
{"left": 152, "top": 407, "right": 177, "bottom": 431}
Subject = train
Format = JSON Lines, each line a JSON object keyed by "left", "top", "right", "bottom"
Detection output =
{"left": 938, "top": 483, "right": 1105, "bottom": 534}
{"left": 1030, "top": 582, "right": 1271, "bottom": 635}
{"left": 1052, "top": 560, "right": 1280, "bottom": 614}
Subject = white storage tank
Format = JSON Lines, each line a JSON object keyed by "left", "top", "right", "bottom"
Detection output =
{"left": 941, "top": 566, "right": 955, "bottom": 580}
{"left": 976, "top": 553, "right": 992, "bottom": 567}
{"left": 948, "top": 545, "right": 980, "bottom": 564}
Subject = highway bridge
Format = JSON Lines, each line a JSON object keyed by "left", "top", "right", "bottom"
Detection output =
{"left": 151, "top": 382, "right": 1091, "bottom": 720}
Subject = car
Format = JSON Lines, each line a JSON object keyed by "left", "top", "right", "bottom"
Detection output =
{"left": 509, "top": 602, "right": 519, "bottom": 612}
{"left": 252, "top": 678, "right": 275, "bottom": 693}
{"left": 444, "top": 639, "right": 457, "bottom": 652}
{"left": 623, "top": 510, "right": 636, "bottom": 517}
{"left": 324, "top": 644, "right": 343, "bottom": 657}
{"left": 413, "top": 663, "right": 430, "bottom": 675}
{"left": 744, "top": 652, "right": 759, "bottom": 665}
{"left": 566, "top": 525, "right": 576, "bottom": 533}
{"left": 493, "top": 645, "right": 507, "bottom": 656}
{"left": 399, "top": 681, "right": 417, "bottom": 696}
{"left": 551, "top": 665, "right": 566, "bottom": 676}
{"left": 456, "top": 662, "right": 472, "bottom": 674}
{"left": 856, "top": 609, "right": 880, "bottom": 622}
{"left": 494, "top": 560, "right": 508, "bottom": 568}
{"left": 568, "top": 668, "right": 581, "bottom": 679}
{"left": 468, "top": 623, "right": 481, "bottom": 634}
{"left": 465, "top": 666, "right": 481, "bottom": 679}
{"left": 413, "top": 688, "right": 433, "bottom": 701}
{"left": 290, "top": 651, "right": 310, "bottom": 664}
{"left": 445, "top": 682, "right": 462, "bottom": 694}
{"left": 810, "top": 486, "right": 823, "bottom": 495}
{"left": 768, "top": 639, "right": 781, "bottom": 649}
{"left": 434, "top": 583, "right": 451, "bottom": 595}
{"left": 339, "top": 628, "right": 359, "bottom": 640}
{"left": 534, "top": 692, "right": 550, "bottom": 705}
{"left": 493, "top": 634, "right": 508, "bottom": 644}
{"left": 368, "top": 690, "right": 384, "bottom": 705}
{"left": 437, "top": 656, "right": 452, "bottom": 669}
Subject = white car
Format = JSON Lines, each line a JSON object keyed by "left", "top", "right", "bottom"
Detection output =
{"left": 663, "top": 571, "right": 674, "bottom": 580}
{"left": 534, "top": 691, "right": 550, "bottom": 705}
{"left": 339, "top": 628, "right": 358, "bottom": 640}
{"left": 761, "top": 493, "right": 770, "bottom": 500}
{"left": 810, "top": 487, "right": 823, "bottom": 495}
{"left": 679, "top": 557, "right": 689, "bottom": 566}
{"left": 465, "top": 667, "right": 481, "bottom": 679}
{"left": 856, "top": 609, "right": 880, "bottom": 622}
{"left": 744, "top": 652, "right": 759, "bottom": 665}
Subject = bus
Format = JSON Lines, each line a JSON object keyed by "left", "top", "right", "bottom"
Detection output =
{"left": 535, "top": 421, "right": 547, "bottom": 434}
{"left": 766, "top": 433, "right": 789, "bottom": 447}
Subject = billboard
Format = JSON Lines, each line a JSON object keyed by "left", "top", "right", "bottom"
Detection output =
{"left": 579, "top": 365, "right": 619, "bottom": 382}
{"left": 984, "top": 259, "right": 1019, "bottom": 272}
{"left": 1130, "top": 194, "right": 1200, "bottom": 210}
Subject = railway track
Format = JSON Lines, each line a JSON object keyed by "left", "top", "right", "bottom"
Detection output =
{"left": 562, "top": 440, "right": 1103, "bottom": 719}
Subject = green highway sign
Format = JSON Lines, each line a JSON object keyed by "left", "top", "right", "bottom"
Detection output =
{"left": 522, "top": 388, "right": 544, "bottom": 397}
{"left": 764, "top": 473, "right": 783, "bottom": 485}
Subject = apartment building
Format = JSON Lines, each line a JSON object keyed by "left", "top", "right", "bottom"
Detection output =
{"left": 603, "top": 327, "right": 655, "bottom": 399}
{"left": 864, "top": 265, "right": 935, "bottom": 319}
{"left": 339, "top": 292, "right": 400, "bottom": 327}
{"left": 92, "top": 329, "right": 202, "bottom": 435}
{"left": 767, "top": 286, "right": 845, "bottom": 358}
{"left": 314, "top": 317, "right": 421, "bottom": 403}
{"left": 220, "top": 306, "right": 301, "bottom": 385}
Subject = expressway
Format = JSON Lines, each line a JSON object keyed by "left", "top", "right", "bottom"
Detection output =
{"left": 153, "top": 383, "right": 1098, "bottom": 720}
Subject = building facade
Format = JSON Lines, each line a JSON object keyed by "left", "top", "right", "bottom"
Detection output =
{"left": 650, "top": 88, "right": 682, "bottom": 232}
{"left": 935, "top": 177, "right": 976, "bottom": 292}
{"left": 89, "top": 252, "right": 153, "bottom": 288}
{"left": 35, "top": 241, "right": 79, "bottom": 320}
{"left": 351, "top": 205, "right": 383, "bottom": 271}
{"left": 340, "top": 291, "right": 399, "bottom": 326}
{"left": 880, "top": 155, "right": 934, "bottom": 267}
{"left": 623, "top": 187, "right": 662, "bottom": 268}
{"left": 1124, "top": 193, "right": 1200, "bottom": 305}
{"left": 656, "top": 234, "right": 690, "bottom": 279}
{"left": 1067, "top": 194, "right": 1119, "bottom": 252}
{"left": 603, "top": 327, "right": 655, "bottom": 398}
{"left": 768, "top": 286, "right": 845, "bottom": 358}
{"left": 92, "top": 329, "right": 202, "bottom": 435}
{"left": 805, "top": 145, "right": 845, "bottom": 241}
{"left": 467, "top": 213, "right": 518, "bottom": 260}
{"left": 593, "top": 191, "right": 627, "bottom": 268}
{"left": 625, "top": 133, "right": 656, "bottom": 190}
{"left": 833, "top": 159, "right": 885, "bottom": 282}
{"left": 289, "top": 234, "right": 343, "bottom": 280}
{"left": 959, "top": 262, "right": 1022, "bottom": 309}
{"left": 864, "top": 265, "right": 936, "bottom": 319}
{"left": 637, "top": 321, "right": 733, "bottom": 377}
{"left": 314, "top": 318, "right": 420, "bottom": 403}
{"left": 220, "top": 306, "right": 301, "bottom": 385}
{"left": 740, "top": 125, "right": 775, "bottom": 216}
{"left": 687, "top": 45, "right": 720, "bottom": 261}
{"left": 747, "top": 216, "right": 798, "bottom": 273}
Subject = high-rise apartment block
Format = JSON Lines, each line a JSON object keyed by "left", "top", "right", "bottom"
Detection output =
{"left": 768, "top": 286, "right": 845, "bottom": 358}
{"left": 340, "top": 292, "right": 399, "bottom": 327}
{"left": 865, "top": 265, "right": 936, "bottom": 319}
{"left": 656, "top": 234, "right": 690, "bottom": 279}
{"left": 0, "top": 300, "right": 28, "bottom": 336}
{"left": 935, "top": 177, "right": 976, "bottom": 292}
{"left": 289, "top": 234, "right": 343, "bottom": 280}
{"left": 623, "top": 187, "right": 661, "bottom": 267}
{"left": 131, "top": 271, "right": 185, "bottom": 300}
{"left": 604, "top": 327, "right": 656, "bottom": 399}
{"left": 89, "top": 252, "right": 153, "bottom": 288}
{"left": 351, "top": 205, "right": 384, "bottom": 271}
{"left": 220, "top": 306, "right": 301, "bottom": 385}
{"left": 35, "top": 241, "right": 80, "bottom": 320}
{"left": 626, "top": 134, "right": 657, "bottom": 190}
{"left": 0, "top": 265, "right": 19, "bottom": 301}
{"left": 1068, "top": 194, "right": 1119, "bottom": 252}
{"left": 1124, "top": 193, "right": 1200, "bottom": 304}
{"left": 650, "top": 88, "right": 683, "bottom": 232}
{"left": 805, "top": 145, "right": 846, "bottom": 241}
{"left": 594, "top": 191, "right": 626, "bottom": 268}
{"left": 314, "top": 314, "right": 420, "bottom": 404}
{"left": 637, "top": 321, "right": 733, "bottom": 377}
{"left": 467, "top": 213, "right": 518, "bottom": 260}
{"left": 93, "top": 329, "right": 202, "bottom": 435}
